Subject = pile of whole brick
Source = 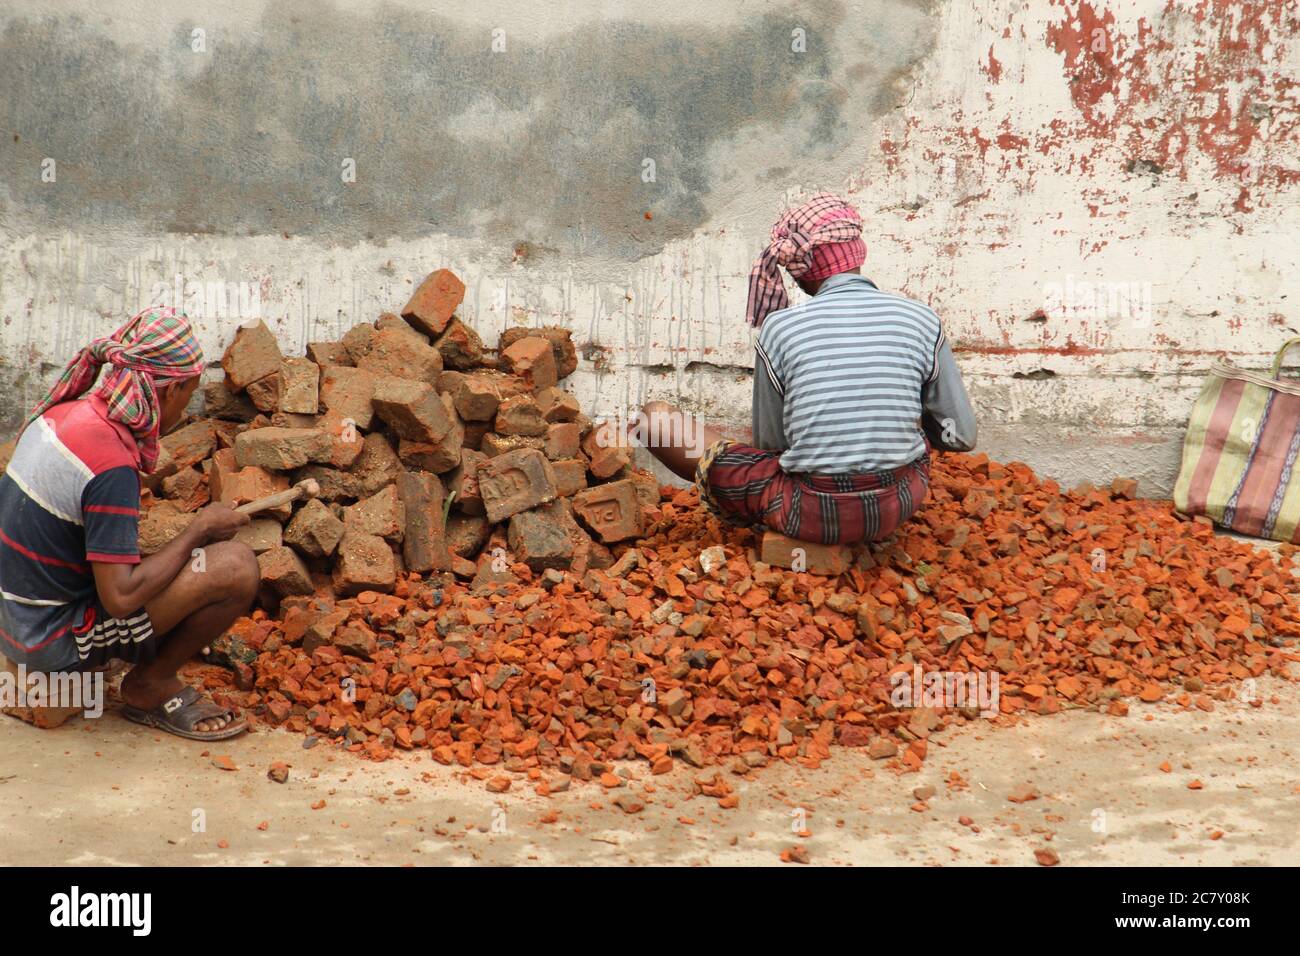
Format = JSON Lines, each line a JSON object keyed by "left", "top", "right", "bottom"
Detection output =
{"left": 143, "top": 268, "right": 653, "bottom": 604}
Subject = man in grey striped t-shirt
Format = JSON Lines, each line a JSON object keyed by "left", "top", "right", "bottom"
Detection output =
{"left": 639, "top": 192, "right": 976, "bottom": 545}
{"left": 753, "top": 271, "right": 976, "bottom": 473}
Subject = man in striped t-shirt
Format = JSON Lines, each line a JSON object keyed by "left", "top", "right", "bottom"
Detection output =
{"left": 639, "top": 193, "right": 976, "bottom": 545}
{"left": 0, "top": 309, "right": 256, "bottom": 740}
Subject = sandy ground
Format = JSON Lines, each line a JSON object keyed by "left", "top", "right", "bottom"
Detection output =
{"left": 1, "top": 672, "right": 1296, "bottom": 867}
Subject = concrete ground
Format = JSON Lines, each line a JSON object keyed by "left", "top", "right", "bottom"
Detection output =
{"left": 1, "top": 672, "right": 1296, "bottom": 867}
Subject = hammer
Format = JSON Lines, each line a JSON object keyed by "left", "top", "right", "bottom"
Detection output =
{"left": 234, "top": 478, "right": 321, "bottom": 516}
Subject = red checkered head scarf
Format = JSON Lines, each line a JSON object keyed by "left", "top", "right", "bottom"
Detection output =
{"left": 746, "top": 192, "right": 867, "bottom": 328}
{"left": 27, "top": 308, "right": 205, "bottom": 473}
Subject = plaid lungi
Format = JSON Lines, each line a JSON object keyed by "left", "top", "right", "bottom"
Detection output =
{"left": 695, "top": 440, "right": 930, "bottom": 545}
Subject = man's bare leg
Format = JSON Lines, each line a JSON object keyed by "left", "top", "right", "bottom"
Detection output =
{"left": 635, "top": 400, "right": 735, "bottom": 481}
{"left": 117, "top": 540, "right": 259, "bottom": 733}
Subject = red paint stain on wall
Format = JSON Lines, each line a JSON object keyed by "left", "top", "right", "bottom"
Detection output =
{"left": 983, "top": 45, "right": 1003, "bottom": 83}
{"left": 1046, "top": 0, "right": 1299, "bottom": 196}
{"left": 1045, "top": 0, "right": 1122, "bottom": 112}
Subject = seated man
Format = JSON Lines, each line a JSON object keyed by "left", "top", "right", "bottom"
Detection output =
{"left": 639, "top": 192, "right": 976, "bottom": 545}
{"left": 0, "top": 308, "right": 256, "bottom": 740}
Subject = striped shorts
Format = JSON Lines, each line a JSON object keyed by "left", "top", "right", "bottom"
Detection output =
{"left": 71, "top": 599, "right": 158, "bottom": 670}
{"left": 695, "top": 439, "right": 930, "bottom": 546}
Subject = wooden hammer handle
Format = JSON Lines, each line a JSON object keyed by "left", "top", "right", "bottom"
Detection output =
{"left": 235, "top": 479, "right": 319, "bottom": 516}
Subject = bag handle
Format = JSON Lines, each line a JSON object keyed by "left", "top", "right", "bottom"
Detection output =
{"left": 1270, "top": 337, "right": 1300, "bottom": 378}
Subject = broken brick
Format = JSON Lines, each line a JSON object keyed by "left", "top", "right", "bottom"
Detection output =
{"left": 211, "top": 458, "right": 288, "bottom": 512}
{"left": 279, "top": 357, "right": 320, "bottom": 414}
{"left": 376, "top": 311, "right": 425, "bottom": 338}
{"left": 499, "top": 326, "right": 577, "bottom": 380}
{"left": 221, "top": 321, "right": 283, "bottom": 390}
{"left": 507, "top": 509, "right": 575, "bottom": 572}
{"left": 343, "top": 485, "right": 405, "bottom": 544}
{"left": 161, "top": 466, "right": 209, "bottom": 512}
{"left": 544, "top": 422, "right": 581, "bottom": 460}
{"left": 245, "top": 372, "right": 281, "bottom": 413}
{"left": 433, "top": 317, "right": 484, "bottom": 370}
{"left": 398, "top": 435, "right": 459, "bottom": 476}
{"left": 582, "top": 423, "right": 631, "bottom": 479}
{"left": 138, "top": 506, "right": 193, "bottom": 555}
{"left": 343, "top": 432, "right": 402, "bottom": 497}
{"left": 572, "top": 479, "right": 643, "bottom": 543}
{"left": 535, "top": 386, "right": 580, "bottom": 423}
{"left": 306, "top": 341, "right": 352, "bottom": 368}
{"left": 550, "top": 458, "right": 588, "bottom": 497}
{"left": 270, "top": 411, "right": 317, "bottom": 430}
{"left": 258, "top": 546, "right": 314, "bottom": 597}
{"left": 317, "top": 409, "right": 365, "bottom": 468}
{"left": 462, "top": 421, "right": 491, "bottom": 451}
{"left": 478, "top": 448, "right": 557, "bottom": 522}
{"left": 495, "top": 395, "right": 547, "bottom": 437}
{"left": 161, "top": 420, "right": 217, "bottom": 469}
{"left": 235, "top": 518, "right": 282, "bottom": 554}
{"left": 341, "top": 323, "right": 376, "bottom": 364}
{"left": 760, "top": 532, "right": 849, "bottom": 576}
{"left": 284, "top": 498, "right": 345, "bottom": 558}
{"left": 371, "top": 379, "right": 453, "bottom": 443}
{"left": 333, "top": 533, "right": 397, "bottom": 596}
{"left": 629, "top": 470, "right": 659, "bottom": 510}
{"left": 333, "top": 624, "right": 376, "bottom": 660}
{"left": 480, "top": 433, "right": 544, "bottom": 458}
{"left": 357, "top": 326, "right": 444, "bottom": 383}
{"left": 234, "top": 427, "right": 334, "bottom": 471}
{"left": 395, "top": 395, "right": 462, "bottom": 474}
{"left": 319, "top": 366, "right": 377, "bottom": 431}
{"left": 499, "top": 336, "right": 557, "bottom": 391}
{"left": 1112, "top": 477, "right": 1138, "bottom": 499}
{"left": 447, "top": 513, "right": 490, "bottom": 559}
{"left": 395, "top": 470, "right": 452, "bottom": 573}
{"left": 401, "top": 269, "right": 465, "bottom": 338}
{"left": 454, "top": 376, "right": 500, "bottom": 422}
{"left": 301, "top": 608, "right": 347, "bottom": 654}
{"left": 448, "top": 449, "right": 487, "bottom": 515}
{"left": 204, "top": 381, "right": 257, "bottom": 422}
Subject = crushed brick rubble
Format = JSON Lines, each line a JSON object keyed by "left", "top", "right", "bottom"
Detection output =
{"left": 141, "top": 268, "right": 1299, "bottom": 787}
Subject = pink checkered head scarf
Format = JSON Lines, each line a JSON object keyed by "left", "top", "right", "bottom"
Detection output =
{"left": 27, "top": 308, "right": 205, "bottom": 473}
{"left": 746, "top": 192, "right": 867, "bottom": 328}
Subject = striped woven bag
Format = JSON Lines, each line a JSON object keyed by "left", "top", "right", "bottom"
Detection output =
{"left": 1174, "top": 337, "right": 1300, "bottom": 541}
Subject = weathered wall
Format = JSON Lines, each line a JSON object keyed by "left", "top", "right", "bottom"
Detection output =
{"left": 1, "top": 0, "right": 1296, "bottom": 495}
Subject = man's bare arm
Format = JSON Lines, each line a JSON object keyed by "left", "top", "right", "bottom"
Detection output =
{"left": 91, "top": 504, "right": 249, "bottom": 619}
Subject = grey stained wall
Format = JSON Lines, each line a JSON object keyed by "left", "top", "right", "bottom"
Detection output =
{"left": 1, "top": 1, "right": 932, "bottom": 256}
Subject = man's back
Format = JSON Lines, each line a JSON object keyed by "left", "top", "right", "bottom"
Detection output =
{"left": 756, "top": 273, "right": 945, "bottom": 474}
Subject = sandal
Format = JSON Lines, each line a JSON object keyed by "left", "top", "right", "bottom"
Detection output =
{"left": 122, "top": 686, "right": 248, "bottom": 742}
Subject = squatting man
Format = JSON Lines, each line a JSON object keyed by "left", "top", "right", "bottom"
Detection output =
{"left": 0, "top": 310, "right": 254, "bottom": 741}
